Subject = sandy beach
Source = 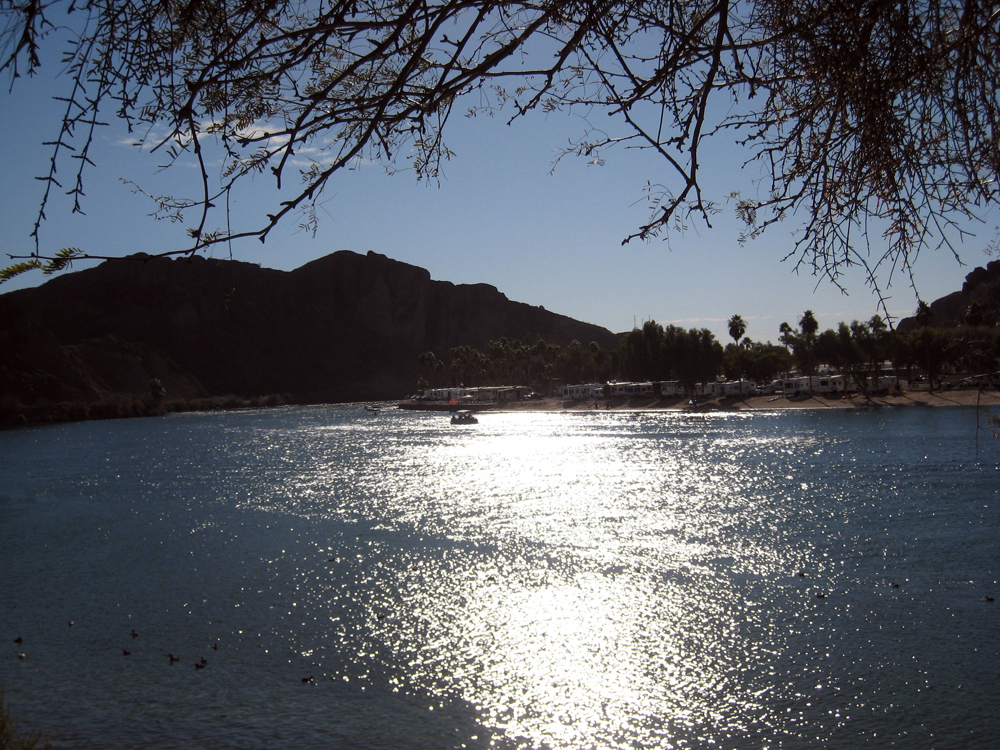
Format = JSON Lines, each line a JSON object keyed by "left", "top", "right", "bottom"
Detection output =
{"left": 491, "top": 388, "right": 1000, "bottom": 413}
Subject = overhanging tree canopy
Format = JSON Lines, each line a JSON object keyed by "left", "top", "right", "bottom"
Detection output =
{"left": 2, "top": 0, "right": 998, "bottom": 293}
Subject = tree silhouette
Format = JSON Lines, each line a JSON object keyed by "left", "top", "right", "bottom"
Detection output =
{"left": 780, "top": 310, "right": 820, "bottom": 382}
{"left": 728, "top": 314, "right": 747, "bottom": 387}
{"left": 799, "top": 310, "right": 819, "bottom": 340}
{"left": 417, "top": 350, "right": 442, "bottom": 388}
{"left": 964, "top": 301, "right": 985, "bottom": 328}
{"left": 914, "top": 301, "right": 939, "bottom": 392}
{"left": 915, "top": 301, "right": 935, "bottom": 329}
{"left": 3, "top": 0, "right": 998, "bottom": 293}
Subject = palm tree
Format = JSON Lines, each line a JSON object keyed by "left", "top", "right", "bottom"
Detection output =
{"left": 728, "top": 315, "right": 747, "bottom": 346}
{"left": 799, "top": 310, "right": 819, "bottom": 339}
{"left": 915, "top": 300, "right": 934, "bottom": 328}
{"left": 799, "top": 310, "right": 820, "bottom": 390}
{"left": 728, "top": 314, "right": 747, "bottom": 389}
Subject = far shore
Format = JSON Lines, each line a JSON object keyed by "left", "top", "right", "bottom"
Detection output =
{"left": 478, "top": 388, "right": 1000, "bottom": 413}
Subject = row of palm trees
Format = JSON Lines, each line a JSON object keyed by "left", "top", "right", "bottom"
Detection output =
{"left": 417, "top": 310, "right": 999, "bottom": 394}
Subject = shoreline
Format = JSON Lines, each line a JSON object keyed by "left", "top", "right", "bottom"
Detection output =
{"left": 420, "top": 388, "right": 1000, "bottom": 413}
{"left": 6, "top": 389, "right": 998, "bottom": 430}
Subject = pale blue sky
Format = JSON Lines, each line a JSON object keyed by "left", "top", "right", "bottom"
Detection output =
{"left": 2, "top": 48, "right": 993, "bottom": 345}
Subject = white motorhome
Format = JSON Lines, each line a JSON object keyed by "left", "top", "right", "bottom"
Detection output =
{"left": 659, "top": 381, "right": 684, "bottom": 397}
{"left": 782, "top": 377, "right": 811, "bottom": 395}
{"left": 694, "top": 382, "right": 723, "bottom": 398}
{"left": 812, "top": 375, "right": 845, "bottom": 394}
{"left": 720, "top": 381, "right": 758, "bottom": 397}
{"left": 781, "top": 375, "right": 845, "bottom": 395}
{"left": 560, "top": 383, "right": 605, "bottom": 400}
{"left": 608, "top": 382, "right": 656, "bottom": 398}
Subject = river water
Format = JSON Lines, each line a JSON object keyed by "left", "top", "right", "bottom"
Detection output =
{"left": 1, "top": 405, "right": 998, "bottom": 749}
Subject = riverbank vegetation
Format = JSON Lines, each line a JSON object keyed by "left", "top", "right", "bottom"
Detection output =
{"left": 419, "top": 314, "right": 1000, "bottom": 396}
{"left": 0, "top": 391, "right": 291, "bottom": 429}
{"left": 0, "top": 691, "right": 49, "bottom": 750}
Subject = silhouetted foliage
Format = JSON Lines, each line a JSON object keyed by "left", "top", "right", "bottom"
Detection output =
{"left": 439, "top": 312, "right": 1000, "bottom": 400}
{"left": 779, "top": 311, "right": 821, "bottom": 379}
{"left": 1, "top": 689, "right": 49, "bottom": 750}
{"left": 3, "top": 0, "right": 998, "bottom": 293}
{"left": 723, "top": 340, "right": 791, "bottom": 384}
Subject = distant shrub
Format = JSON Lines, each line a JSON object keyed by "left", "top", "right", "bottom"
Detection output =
{"left": 0, "top": 689, "right": 51, "bottom": 750}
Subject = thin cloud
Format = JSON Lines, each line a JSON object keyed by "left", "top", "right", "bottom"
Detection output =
{"left": 665, "top": 315, "right": 766, "bottom": 326}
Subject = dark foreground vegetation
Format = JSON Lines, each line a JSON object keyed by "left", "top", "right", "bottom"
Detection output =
{"left": 3, "top": 0, "right": 998, "bottom": 307}
{"left": 0, "top": 691, "right": 49, "bottom": 750}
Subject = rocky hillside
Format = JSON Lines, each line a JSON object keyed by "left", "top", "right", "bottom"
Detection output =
{"left": 897, "top": 260, "right": 1000, "bottom": 331}
{"left": 0, "top": 250, "right": 619, "bottom": 414}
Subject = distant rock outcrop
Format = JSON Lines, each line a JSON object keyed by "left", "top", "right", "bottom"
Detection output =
{"left": 897, "top": 260, "right": 1000, "bottom": 331}
{"left": 0, "top": 250, "right": 619, "bottom": 412}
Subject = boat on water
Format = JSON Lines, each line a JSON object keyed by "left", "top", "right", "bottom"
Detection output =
{"left": 364, "top": 406, "right": 381, "bottom": 414}
{"left": 450, "top": 410, "right": 479, "bottom": 425}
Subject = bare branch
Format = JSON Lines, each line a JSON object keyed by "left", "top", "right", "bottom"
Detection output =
{"left": 2, "top": 0, "right": 997, "bottom": 290}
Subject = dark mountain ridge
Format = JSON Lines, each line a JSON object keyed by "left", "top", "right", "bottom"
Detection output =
{"left": 0, "top": 250, "right": 619, "bottom": 413}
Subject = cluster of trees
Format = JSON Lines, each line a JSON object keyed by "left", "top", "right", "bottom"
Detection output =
{"left": 418, "top": 307, "right": 1000, "bottom": 396}
{"left": 778, "top": 307, "right": 1000, "bottom": 394}
{"left": 415, "top": 324, "right": 742, "bottom": 394}
{"left": 416, "top": 338, "right": 614, "bottom": 390}
{"left": 617, "top": 323, "right": 725, "bottom": 393}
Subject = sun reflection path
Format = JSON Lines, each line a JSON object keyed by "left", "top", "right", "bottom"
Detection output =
{"left": 471, "top": 578, "right": 688, "bottom": 747}
{"left": 331, "top": 411, "right": 802, "bottom": 749}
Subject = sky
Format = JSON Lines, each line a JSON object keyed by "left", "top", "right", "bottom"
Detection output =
{"left": 2, "top": 34, "right": 996, "bottom": 347}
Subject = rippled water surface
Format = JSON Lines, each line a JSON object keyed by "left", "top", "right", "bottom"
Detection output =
{"left": 1, "top": 405, "right": 999, "bottom": 749}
